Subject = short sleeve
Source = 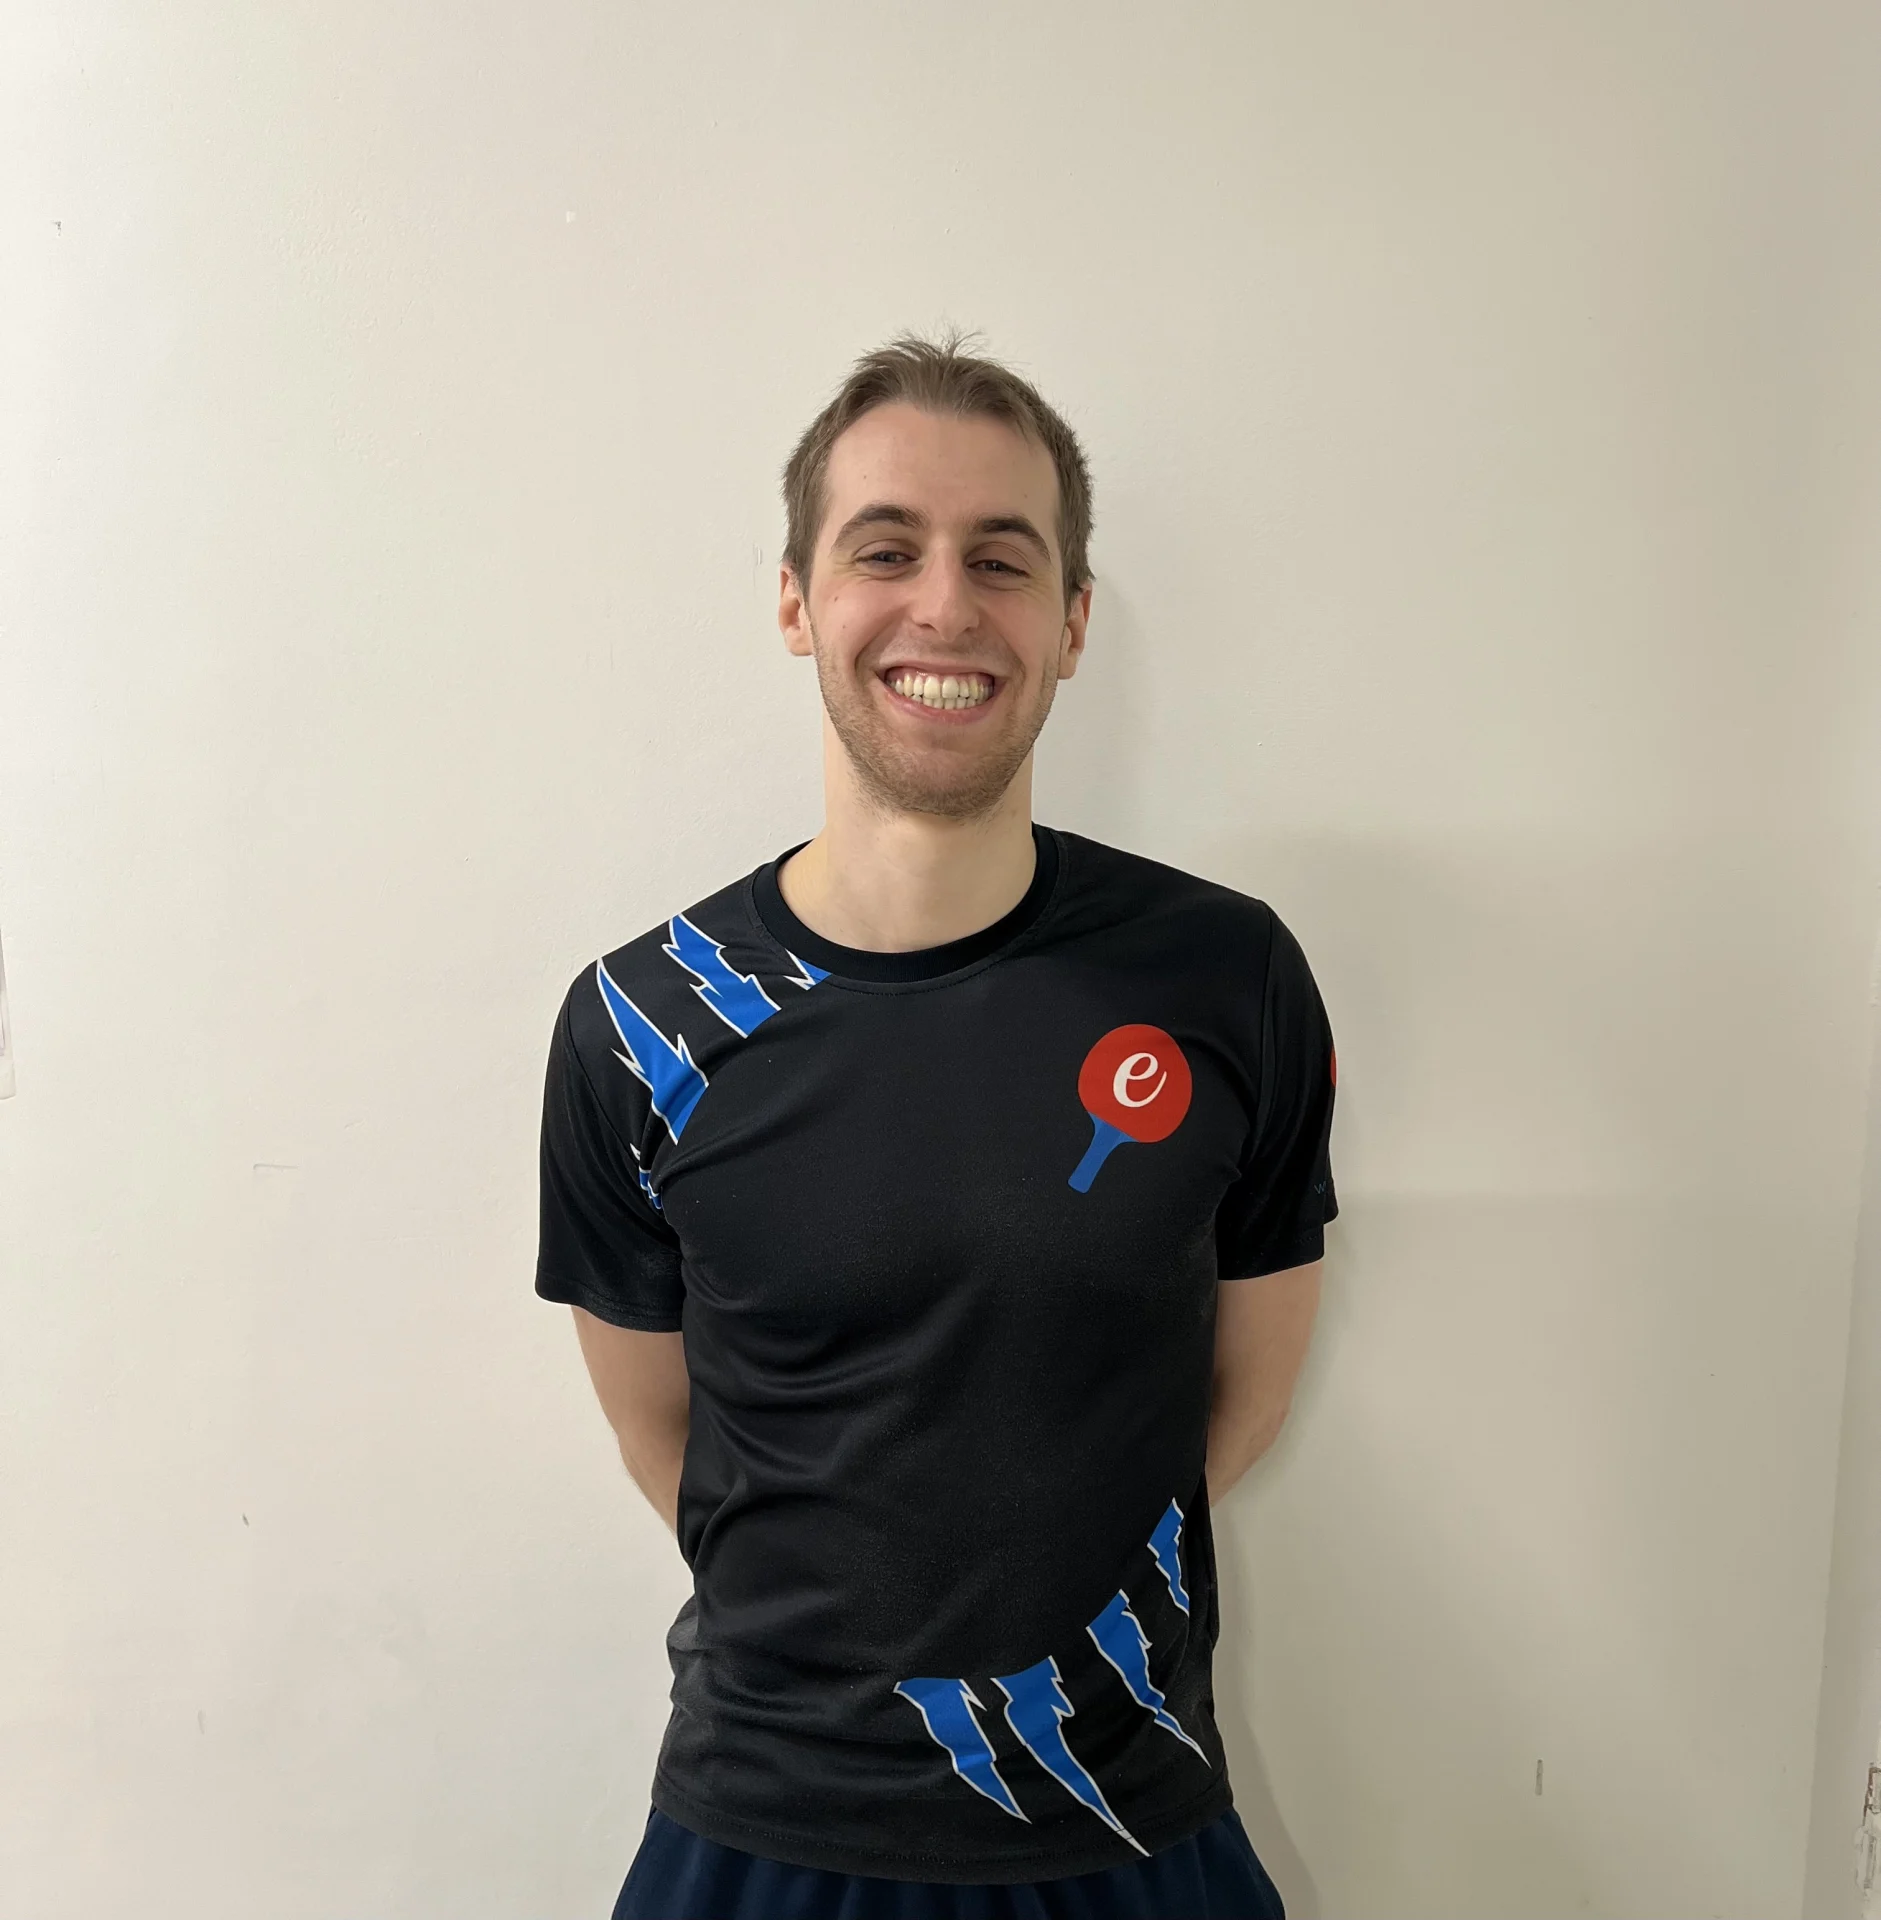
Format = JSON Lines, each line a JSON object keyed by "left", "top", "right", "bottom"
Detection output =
{"left": 1214, "top": 912, "right": 1340, "bottom": 1280}
{"left": 535, "top": 988, "right": 687, "bottom": 1331}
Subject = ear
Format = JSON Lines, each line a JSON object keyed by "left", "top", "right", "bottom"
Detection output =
{"left": 779, "top": 564, "right": 814, "bottom": 657}
{"left": 1055, "top": 580, "right": 1093, "bottom": 681}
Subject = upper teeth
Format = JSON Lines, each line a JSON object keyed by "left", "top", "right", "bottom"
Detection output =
{"left": 889, "top": 671, "right": 993, "bottom": 710}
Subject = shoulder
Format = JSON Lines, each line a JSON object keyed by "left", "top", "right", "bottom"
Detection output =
{"left": 1047, "top": 828, "right": 1285, "bottom": 955}
{"left": 556, "top": 863, "right": 822, "bottom": 1091}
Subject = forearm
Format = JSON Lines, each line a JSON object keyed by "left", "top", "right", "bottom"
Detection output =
{"left": 1204, "top": 1388, "right": 1289, "bottom": 1505}
{"left": 1204, "top": 1260, "right": 1322, "bottom": 1504}
{"left": 613, "top": 1413, "right": 688, "bottom": 1535}
{"left": 570, "top": 1309, "right": 691, "bottom": 1538}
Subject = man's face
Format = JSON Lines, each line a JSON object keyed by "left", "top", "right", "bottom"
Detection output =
{"left": 780, "top": 404, "right": 1091, "bottom": 820}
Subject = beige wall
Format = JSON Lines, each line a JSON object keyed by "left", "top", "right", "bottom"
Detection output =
{"left": 5, "top": 4, "right": 1880, "bottom": 1916}
{"left": 1808, "top": 981, "right": 1881, "bottom": 1920}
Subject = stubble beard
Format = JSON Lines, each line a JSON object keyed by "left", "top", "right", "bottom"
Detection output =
{"left": 807, "top": 614, "right": 1061, "bottom": 823}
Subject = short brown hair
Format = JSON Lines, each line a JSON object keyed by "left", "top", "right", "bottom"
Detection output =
{"left": 782, "top": 330, "right": 1093, "bottom": 603}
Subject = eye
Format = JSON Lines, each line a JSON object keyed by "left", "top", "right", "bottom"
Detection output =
{"left": 975, "top": 558, "right": 1023, "bottom": 575}
{"left": 861, "top": 547, "right": 912, "bottom": 566}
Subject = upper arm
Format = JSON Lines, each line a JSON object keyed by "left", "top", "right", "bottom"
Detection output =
{"left": 535, "top": 983, "right": 687, "bottom": 1332}
{"left": 1212, "top": 912, "right": 1339, "bottom": 1282}
{"left": 1213, "top": 1258, "right": 1322, "bottom": 1425}
{"left": 572, "top": 1305, "right": 689, "bottom": 1441}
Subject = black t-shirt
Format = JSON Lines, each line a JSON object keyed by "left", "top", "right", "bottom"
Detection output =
{"left": 535, "top": 825, "right": 1338, "bottom": 1883}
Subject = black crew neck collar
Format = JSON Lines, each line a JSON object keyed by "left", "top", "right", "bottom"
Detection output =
{"left": 752, "top": 825, "right": 1061, "bottom": 984}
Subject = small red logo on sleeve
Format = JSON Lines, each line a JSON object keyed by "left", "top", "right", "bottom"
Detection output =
{"left": 1069, "top": 1025, "right": 1193, "bottom": 1193}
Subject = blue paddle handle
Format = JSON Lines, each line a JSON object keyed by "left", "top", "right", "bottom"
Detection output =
{"left": 1068, "top": 1116, "right": 1131, "bottom": 1192}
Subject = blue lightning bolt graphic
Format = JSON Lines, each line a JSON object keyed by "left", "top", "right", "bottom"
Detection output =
{"left": 993, "top": 1657, "right": 1146, "bottom": 1854}
{"left": 1148, "top": 1500, "right": 1191, "bottom": 1615}
{"left": 662, "top": 913, "right": 780, "bottom": 1037}
{"left": 894, "top": 1677, "right": 1028, "bottom": 1821}
{"left": 781, "top": 948, "right": 829, "bottom": 989}
{"left": 627, "top": 1142, "right": 662, "bottom": 1212}
{"left": 594, "top": 958, "right": 707, "bottom": 1141}
{"left": 1086, "top": 1592, "right": 1205, "bottom": 1760}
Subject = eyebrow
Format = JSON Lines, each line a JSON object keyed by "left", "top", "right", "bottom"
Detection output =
{"left": 831, "top": 503, "right": 1054, "bottom": 563}
{"left": 974, "top": 515, "right": 1052, "bottom": 562}
{"left": 832, "top": 503, "right": 928, "bottom": 546}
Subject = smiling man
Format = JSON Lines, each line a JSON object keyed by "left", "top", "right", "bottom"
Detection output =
{"left": 536, "top": 334, "right": 1338, "bottom": 1919}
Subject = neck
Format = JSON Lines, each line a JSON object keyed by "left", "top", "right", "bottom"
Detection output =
{"left": 777, "top": 724, "right": 1040, "bottom": 953}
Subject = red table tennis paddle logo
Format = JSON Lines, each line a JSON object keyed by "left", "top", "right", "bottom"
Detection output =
{"left": 1068, "top": 1024, "right": 1193, "bottom": 1193}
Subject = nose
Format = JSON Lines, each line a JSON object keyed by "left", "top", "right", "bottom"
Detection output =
{"left": 906, "top": 549, "right": 976, "bottom": 641}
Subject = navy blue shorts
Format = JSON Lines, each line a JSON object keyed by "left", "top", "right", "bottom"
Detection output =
{"left": 612, "top": 1805, "right": 1286, "bottom": 1919}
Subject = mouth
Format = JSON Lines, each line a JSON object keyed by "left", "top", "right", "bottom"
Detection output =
{"left": 880, "top": 666, "right": 998, "bottom": 714}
